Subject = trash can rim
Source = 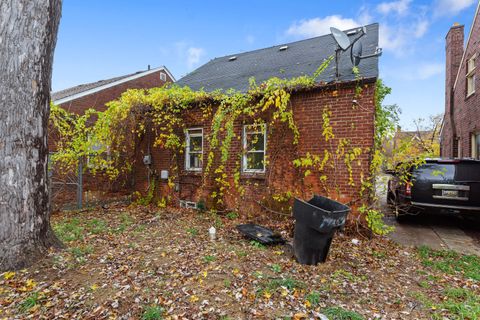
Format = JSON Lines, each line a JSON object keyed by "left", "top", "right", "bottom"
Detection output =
{"left": 294, "top": 196, "right": 349, "bottom": 214}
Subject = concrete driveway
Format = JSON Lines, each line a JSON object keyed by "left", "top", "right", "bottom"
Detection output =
{"left": 385, "top": 214, "right": 480, "bottom": 255}
{"left": 377, "top": 174, "right": 480, "bottom": 256}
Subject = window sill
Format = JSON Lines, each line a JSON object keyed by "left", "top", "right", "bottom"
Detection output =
{"left": 240, "top": 172, "right": 266, "bottom": 180}
{"left": 181, "top": 170, "right": 203, "bottom": 177}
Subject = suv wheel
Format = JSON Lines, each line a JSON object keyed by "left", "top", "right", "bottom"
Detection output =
{"left": 387, "top": 191, "right": 395, "bottom": 205}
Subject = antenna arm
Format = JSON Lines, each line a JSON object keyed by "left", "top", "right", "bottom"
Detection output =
{"left": 358, "top": 47, "right": 383, "bottom": 59}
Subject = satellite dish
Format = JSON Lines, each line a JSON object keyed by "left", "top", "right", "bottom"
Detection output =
{"left": 351, "top": 40, "right": 363, "bottom": 66}
{"left": 330, "top": 27, "right": 351, "bottom": 51}
{"left": 329, "top": 26, "right": 382, "bottom": 77}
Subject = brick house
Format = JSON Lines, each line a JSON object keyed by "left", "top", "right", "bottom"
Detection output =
{"left": 50, "top": 66, "right": 174, "bottom": 206}
{"left": 441, "top": 3, "right": 480, "bottom": 159}
{"left": 133, "top": 24, "right": 381, "bottom": 212}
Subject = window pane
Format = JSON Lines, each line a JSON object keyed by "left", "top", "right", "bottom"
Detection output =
{"left": 477, "top": 134, "right": 480, "bottom": 160}
{"left": 246, "top": 133, "right": 264, "bottom": 151}
{"left": 468, "top": 58, "right": 476, "bottom": 72}
{"left": 188, "top": 129, "right": 202, "bottom": 135}
{"left": 189, "top": 153, "right": 202, "bottom": 169}
{"left": 468, "top": 76, "right": 475, "bottom": 95}
{"left": 190, "top": 136, "right": 202, "bottom": 151}
{"left": 246, "top": 152, "right": 264, "bottom": 170}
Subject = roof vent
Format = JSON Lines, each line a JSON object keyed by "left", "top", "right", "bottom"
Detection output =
{"left": 279, "top": 45, "right": 288, "bottom": 51}
{"left": 228, "top": 56, "right": 237, "bottom": 61}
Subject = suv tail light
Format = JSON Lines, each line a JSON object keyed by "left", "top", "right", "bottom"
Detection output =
{"left": 405, "top": 182, "right": 412, "bottom": 197}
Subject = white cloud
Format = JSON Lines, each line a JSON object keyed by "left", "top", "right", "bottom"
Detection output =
{"left": 286, "top": 15, "right": 409, "bottom": 56}
{"left": 414, "top": 20, "right": 429, "bottom": 38}
{"left": 417, "top": 63, "right": 444, "bottom": 80}
{"left": 377, "top": 0, "right": 412, "bottom": 15}
{"left": 186, "top": 47, "right": 205, "bottom": 69}
{"left": 434, "top": 0, "right": 475, "bottom": 16}
{"left": 378, "top": 17, "right": 430, "bottom": 56}
{"left": 379, "top": 24, "right": 408, "bottom": 53}
{"left": 387, "top": 62, "right": 444, "bottom": 80}
{"left": 358, "top": 6, "right": 374, "bottom": 25}
{"left": 285, "top": 11, "right": 428, "bottom": 57}
{"left": 286, "top": 15, "right": 361, "bottom": 38}
{"left": 175, "top": 42, "right": 205, "bottom": 69}
{"left": 245, "top": 35, "right": 255, "bottom": 45}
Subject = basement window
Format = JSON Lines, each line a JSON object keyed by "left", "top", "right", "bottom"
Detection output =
{"left": 185, "top": 128, "right": 203, "bottom": 171}
{"left": 467, "top": 54, "right": 476, "bottom": 97}
{"left": 242, "top": 124, "right": 266, "bottom": 173}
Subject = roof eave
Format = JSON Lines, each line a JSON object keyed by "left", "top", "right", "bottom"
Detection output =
{"left": 52, "top": 66, "right": 175, "bottom": 105}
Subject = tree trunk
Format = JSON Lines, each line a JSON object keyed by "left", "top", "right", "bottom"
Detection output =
{"left": 0, "top": 0, "right": 62, "bottom": 271}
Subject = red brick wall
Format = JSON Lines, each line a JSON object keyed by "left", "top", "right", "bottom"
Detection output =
{"left": 133, "top": 81, "right": 376, "bottom": 214}
{"left": 442, "top": 24, "right": 464, "bottom": 157}
{"left": 442, "top": 12, "right": 480, "bottom": 157}
{"left": 442, "top": 15, "right": 480, "bottom": 159}
{"left": 453, "top": 14, "right": 480, "bottom": 158}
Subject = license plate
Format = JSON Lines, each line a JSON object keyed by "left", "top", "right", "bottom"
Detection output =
{"left": 442, "top": 190, "right": 458, "bottom": 198}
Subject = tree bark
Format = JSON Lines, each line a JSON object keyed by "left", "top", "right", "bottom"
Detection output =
{"left": 0, "top": 0, "right": 62, "bottom": 271}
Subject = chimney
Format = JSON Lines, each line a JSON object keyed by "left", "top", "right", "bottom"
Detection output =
{"left": 445, "top": 23, "right": 464, "bottom": 114}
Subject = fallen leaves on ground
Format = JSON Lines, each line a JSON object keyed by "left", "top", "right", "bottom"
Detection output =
{"left": 0, "top": 204, "right": 478, "bottom": 319}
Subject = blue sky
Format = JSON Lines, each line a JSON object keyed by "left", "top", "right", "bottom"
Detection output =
{"left": 52, "top": 0, "right": 478, "bottom": 129}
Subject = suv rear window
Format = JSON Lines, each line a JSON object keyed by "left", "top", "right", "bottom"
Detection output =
{"left": 455, "top": 163, "right": 480, "bottom": 181}
{"left": 414, "top": 163, "right": 455, "bottom": 181}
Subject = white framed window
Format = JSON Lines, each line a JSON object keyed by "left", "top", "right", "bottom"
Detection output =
{"left": 185, "top": 128, "right": 203, "bottom": 171}
{"left": 160, "top": 72, "right": 167, "bottom": 82}
{"left": 242, "top": 123, "right": 266, "bottom": 173}
{"left": 472, "top": 133, "right": 480, "bottom": 159}
{"left": 467, "top": 54, "right": 476, "bottom": 97}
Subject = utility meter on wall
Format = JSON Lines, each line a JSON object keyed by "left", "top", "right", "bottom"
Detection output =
{"left": 143, "top": 154, "right": 152, "bottom": 165}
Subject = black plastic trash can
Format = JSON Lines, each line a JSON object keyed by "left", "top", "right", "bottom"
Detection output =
{"left": 293, "top": 195, "right": 350, "bottom": 265}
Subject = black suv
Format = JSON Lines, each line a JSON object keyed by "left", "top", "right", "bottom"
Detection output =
{"left": 387, "top": 158, "right": 480, "bottom": 220}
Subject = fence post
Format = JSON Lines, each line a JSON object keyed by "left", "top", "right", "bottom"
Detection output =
{"left": 77, "top": 158, "right": 83, "bottom": 209}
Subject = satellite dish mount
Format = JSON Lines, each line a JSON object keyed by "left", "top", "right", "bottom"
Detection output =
{"left": 330, "top": 27, "right": 382, "bottom": 78}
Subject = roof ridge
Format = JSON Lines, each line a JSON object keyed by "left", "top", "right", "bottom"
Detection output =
{"left": 210, "top": 23, "right": 379, "bottom": 61}
{"left": 177, "top": 23, "right": 379, "bottom": 92}
{"left": 52, "top": 66, "right": 173, "bottom": 103}
{"left": 52, "top": 66, "right": 167, "bottom": 95}
{"left": 53, "top": 74, "right": 130, "bottom": 95}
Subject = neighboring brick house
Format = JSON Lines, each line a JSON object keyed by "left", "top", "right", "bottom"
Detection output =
{"left": 51, "top": 66, "right": 174, "bottom": 115}
{"left": 133, "top": 24, "right": 381, "bottom": 212}
{"left": 441, "top": 3, "right": 480, "bottom": 159}
{"left": 50, "top": 66, "right": 174, "bottom": 206}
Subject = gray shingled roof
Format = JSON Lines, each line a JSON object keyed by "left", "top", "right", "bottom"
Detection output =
{"left": 177, "top": 23, "right": 379, "bottom": 92}
{"left": 51, "top": 73, "right": 137, "bottom": 101}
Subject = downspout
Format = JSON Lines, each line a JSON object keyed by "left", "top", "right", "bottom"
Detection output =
{"left": 449, "top": 87, "right": 457, "bottom": 157}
